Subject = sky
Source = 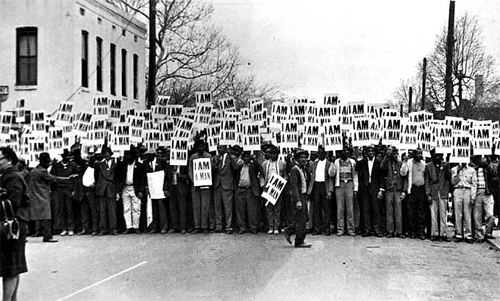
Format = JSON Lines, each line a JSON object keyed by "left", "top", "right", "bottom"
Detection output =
{"left": 209, "top": 0, "right": 500, "bottom": 104}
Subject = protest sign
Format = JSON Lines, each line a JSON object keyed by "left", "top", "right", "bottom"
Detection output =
{"left": 382, "top": 117, "right": 401, "bottom": 145}
{"left": 146, "top": 171, "right": 166, "bottom": 199}
{"left": 218, "top": 97, "right": 236, "bottom": 112}
{"left": 323, "top": 122, "right": 343, "bottom": 151}
{"left": 195, "top": 91, "right": 212, "bottom": 105}
{"left": 369, "top": 119, "right": 380, "bottom": 145}
{"left": 366, "top": 102, "right": 390, "bottom": 119}
{"left": 445, "top": 116, "right": 467, "bottom": 135}
{"left": 351, "top": 117, "right": 370, "bottom": 147}
{"left": 14, "top": 99, "right": 25, "bottom": 123}
{"left": 290, "top": 103, "right": 306, "bottom": 127}
{"left": 128, "top": 115, "right": 145, "bottom": 144}
{"left": 417, "top": 127, "right": 435, "bottom": 158}
{"left": 270, "top": 102, "right": 289, "bottom": 129}
{"left": 316, "top": 105, "right": 333, "bottom": 126}
{"left": 0, "top": 112, "right": 12, "bottom": 140}
{"left": 156, "top": 95, "right": 170, "bottom": 106}
{"left": 92, "top": 96, "right": 108, "bottom": 118}
{"left": 433, "top": 124, "right": 453, "bottom": 154}
{"left": 170, "top": 138, "right": 189, "bottom": 166}
{"left": 144, "top": 129, "right": 161, "bottom": 151}
{"left": 112, "top": 123, "right": 130, "bottom": 152}
{"left": 400, "top": 120, "right": 418, "bottom": 150}
{"left": 174, "top": 117, "right": 194, "bottom": 139}
{"left": 207, "top": 123, "right": 221, "bottom": 152}
{"left": 409, "top": 111, "right": 433, "bottom": 124}
{"left": 494, "top": 137, "right": 500, "bottom": 156}
{"left": 241, "top": 122, "right": 261, "bottom": 151}
{"left": 73, "top": 113, "right": 92, "bottom": 138}
{"left": 193, "top": 103, "right": 213, "bottom": 129}
{"left": 450, "top": 135, "right": 471, "bottom": 164}
{"left": 250, "top": 98, "right": 264, "bottom": 114}
{"left": 472, "top": 122, "right": 492, "bottom": 156}
{"left": 292, "top": 97, "right": 308, "bottom": 104}
{"left": 382, "top": 108, "right": 398, "bottom": 118}
{"left": 30, "top": 111, "right": 46, "bottom": 135}
{"left": 166, "top": 104, "right": 183, "bottom": 118}
{"left": 7, "top": 130, "right": 20, "bottom": 153}
{"left": 302, "top": 123, "right": 320, "bottom": 151}
{"left": 220, "top": 118, "right": 237, "bottom": 146}
{"left": 109, "top": 99, "right": 122, "bottom": 121}
{"left": 323, "top": 93, "right": 340, "bottom": 106}
{"left": 280, "top": 119, "right": 299, "bottom": 148}
{"left": 492, "top": 121, "right": 499, "bottom": 138}
{"left": 262, "top": 174, "right": 287, "bottom": 206}
{"left": 55, "top": 102, "right": 73, "bottom": 124}
{"left": 192, "top": 158, "right": 212, "bottom": 187}
{"left": 306, "top": 104, "right": 317, "bottom": 124}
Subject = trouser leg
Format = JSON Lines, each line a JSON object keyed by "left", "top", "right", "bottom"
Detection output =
{"left": 214, "top": 186, "right": 224, "bottom": 230}
{"left": 362, "top": 190, "right": 371, "bottom": 234}
{"left": 336, "top": 185, "right": 345, "bottom": 233}
{"left": 122, "top": 188, "right": 133, "bottom": 229}
{"left": 107, "top": 197, "right": 117, "bottom": 231}
{"left": 222, "top": 188, "right": 234, "bottom": 231}
{"left": 345, "top": 182, "right": 355, "bottom": 233}
{"left": 192, "top": 188, "right": 201, "bottom": 229}
{"left": 200, "top": 188, "right": 211, "bottom": 229}
{"left": 386, "top": 191, "right": 395, "bottom": 234}
{"left": 438, "top": 196, "right": 449, "bottom": 237}
{"left": 431, "top": 198, "right": 439, "bottom": 236}
{"left": 88, "top": 191, "right": 99, "bottom": 233}
{"left": 453, "top": 189, "right": 464, "bottom": 237}
{"left": 474, "top": 190, "right": 484, "bottom": 240}
{"left": 394, "top": 191, "right": 402, "bottom": 235}
{"left": 169, "top": 192, "right": 180, "bottom": 231}
{"left": 80, "top": 195, "right": 91, "bottom": 232}
{"left": 235, "top": 188, "right": 247, "bottom": 231}
{"left": 247, "top": 191, "right": 258, "bottom": 231}
{"left": 294, "top": 196, "right": 307, "bottom": 245}
{"left": 99, "top": 197, "right": 109, "bottom": 232}
{"left": 484, "top": 194, "right": 495, "bottom": 234}
{"left": 42, "top": 219, "right": 53, "bottom": 240}
{"left": 158, "top": 198, "right": 168, "bottom": 231}
{"left": 414, "top": 186, "right": 427, "bottom": 236}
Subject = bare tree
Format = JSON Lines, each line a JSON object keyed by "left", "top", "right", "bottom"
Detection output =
{"left": 111, "top": 0, "right": 279, "bottom": 106}
{"left": 425, "top": 13, "right": 500, "bottom": 116}
{"left": 389, "top": 76, "right": 425, "bottom": 115}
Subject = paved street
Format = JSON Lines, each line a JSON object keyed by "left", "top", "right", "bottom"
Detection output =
{"left": 18, "top": 232, "right": 500, "bottom": 301}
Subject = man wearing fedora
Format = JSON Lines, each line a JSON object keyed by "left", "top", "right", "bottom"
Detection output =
{"left": 50, "top": 149, "right": 79, "bottom": 236}
{"left": 95, "top": 147, "right": 119, "bottom": 235}
{"left": 29, "top": 153, "right": 78, "bottom": 242}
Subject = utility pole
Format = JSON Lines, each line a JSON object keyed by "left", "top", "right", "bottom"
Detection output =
{"left": 408, "top": 86, "right": 413, "bottom": 114}
{"left": 421, "top": 57, "right": 427, "bottom": 110}
{"left": 444, "top": 1, "right": 455, "bottom": 116}
{"left": 147, "top": 0, "right": 156, "bottom": 108}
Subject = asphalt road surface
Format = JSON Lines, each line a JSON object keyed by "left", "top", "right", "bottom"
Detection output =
{"left": 16, "top": 233, "right": 500, "bottom": 301}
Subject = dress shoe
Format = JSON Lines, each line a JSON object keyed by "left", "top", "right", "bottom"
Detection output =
{"left": 68, "top": 230, "right": 74, "bottom": 236}
{"left": 31, "top": 232, "right": 43, "bottom": 237}
{"left": 464, "top": 237, "right": 474, "bottom": 244}
{"left": 60, "top": 230, "right": 68, "bottom": 236}
{"left": 91, "top": 232, "right": 98, "bottom": 236}
{"left": 98, "top": 231, "right": 107, "bottom": 236}
{"left": 361, "top": 232, "right": 371, "bottom": 237}
{"left": 238, "top": 230, "right": 246, "bottom": 234}
{"left": 485, "top": 233, "right": 496, "bottom": 239}
{"left": 77, "top": 230, "right": 87, "bottom": 236}
{"left": 43, "top": 238, "right": 58, "bottom": 243}
{"left": 312, "top": 231, "right": 321, "bottom": 236}
{"left": 348, "top": 232, "right": 356, "bottom": 237}
{"left": 283, "top": 231, "right": 292, "bottom": 245}
{"left": 267, "top": 229, "right": 274, "bottom": 234}
{"left": 250, "top": 229, "right": 258, "bottom": 234}
{"left": 430, "top": 236, "right": 439, "bottom": 241}
{"left": 476, "top": 238, "right": 485, "bottom": 243}
{"left": 376, "top": 232, "right": 384, "bottom": 238}
{"left": 160, "top": 229, "right": 167, "bottom": 234}
{"left": 337, "top": 232, "right": 344, "bottom": 236}
{"left": 226, "top": 230, "right": 234, "bottom": 234}
{"left": 148, "top": 229, "right": 156, "bottom": 234}
{"left": 111, "top": 230, "right": 118, "bottom": 235}
{"left": 273, "top": 230, "right": 279, "bottom": 234}
{"left": 396, "top": 233, "right": 406, "bottom": 239}
{"left": 386, "top": 233, "right": 394, "bottom": 238}
{"left": 419, "top": 235, "right": 426, "bottom": 240}
{"left": 295, "top": 242, "right": 312, "bottom": 248}
{"left": 168, "top": 229, "right": 176, "bottom": 234}
{"left": 454, "top": 237, "right": 463, "bottom": 243}
{"left": 441, "top": 236, "right": 451, "bottom": 242}
{"left": 181, "top": 230, "right": 187, "bottom": 234}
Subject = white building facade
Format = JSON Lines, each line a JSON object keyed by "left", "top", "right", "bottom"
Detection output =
{"left": 0, "top": 0, "right": 147, "bottom": 114}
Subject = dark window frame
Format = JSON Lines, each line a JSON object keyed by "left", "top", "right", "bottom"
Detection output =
{"left": 81, "top": 30, "right": 89, "bottom": 88}
{"left": 110, "top": 43, "right": 116, "bottom": 95}
{"left": 96, "top": 37, "right": 103, "bottom": 91}
{"left": 133, "top": 54, "right": 138, "bottom": 100}
{"left": 16, "top": 27, "right": 38, "bottom": 86}
{"left": 121, "top": 49, "right": 127, "bottom": 97}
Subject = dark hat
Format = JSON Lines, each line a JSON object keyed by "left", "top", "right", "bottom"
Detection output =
{"left": 102, "top": 147, "right": 113, "bottom": 155}
{"left": 365, "top": 145, "right": 375, "bottom": 151}
{"left": 72, "top": 148, "right": 81, "bottom": 156}
{"left": 61, "top": 149, "right": 71, "bottom": 157}
{"left": 241, "top": 151, "right": 251, "bottom": 157}
{"left": 39, "top": 152, "right": 52, "bottom": 163}
{"left": 231, "top": 145, "right": 242, "bottom": 152}
{"left": 194, "top": 140, "right": 205, "bottom": 148}
{"left": 294, "top": 148, "right": 308, "bottom": 159}
{"left": 138, "top": 146, "right": 147, "bottom": 154}
{"left": 124, "top": 150, "right": 131, "bottom": 157}
{"left": 156, "top": 146, "right": 167, "bottom": 153}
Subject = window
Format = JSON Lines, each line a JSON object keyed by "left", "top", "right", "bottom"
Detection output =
{"left": 122, "top": 28, "right": 126, "bottom": 36}
{"left": 121, "top": 49, "right": 127, "bottom": 96}
{"left": 79, "top": 8, "right": 85, "bottom": 16}
{"left": 110, "top": 44, "right": 116, "bottom": 95}
{"left": 133, "top": 54, "right": 138, "bottom": 99}
{"left": 97, "top": 17, "right": 102, "bottom": 24}
{"left": 81, "top": 30, "right": 88, "bottom": 88}
{"left": 96, "top": 37, "right": 102, "bottom": 91}
{"left": 16, "top": 27, "right": 37, "bottom": 85}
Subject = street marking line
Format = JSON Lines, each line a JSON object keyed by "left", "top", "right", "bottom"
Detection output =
{"left": 55, "top": 261, "right": 148, "bottom": 301}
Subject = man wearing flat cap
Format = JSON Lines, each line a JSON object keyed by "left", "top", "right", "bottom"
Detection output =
{"left": 50, "top": 149, "right": 79, "bottom": 236}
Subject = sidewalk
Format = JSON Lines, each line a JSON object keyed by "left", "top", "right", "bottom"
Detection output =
{"left": 486, "top": 229, "right": 500, "bottom": 251}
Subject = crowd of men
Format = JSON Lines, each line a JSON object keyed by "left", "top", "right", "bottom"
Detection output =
{"left": 20, "top": 140, "right": 500, "bottom": 247}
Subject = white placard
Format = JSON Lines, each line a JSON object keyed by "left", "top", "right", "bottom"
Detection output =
{"left": 193, "top": 158, "right": 212, "bottom": 187}
{"left": 262, "top": 174, "right": 287, "bottom": 206}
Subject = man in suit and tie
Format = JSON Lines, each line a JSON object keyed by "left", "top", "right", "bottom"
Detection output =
{"left": 94, "top": 147, "right": 119, "bottom": 235}
{"left": 307, "top": 146, "right": 334, "bottom": 236}
{"left": 189, "top": 140, "right": 213, "bottom": 233}
{"left": 145, "top": 147, "right": 170, "bottom": 234}
{"left": 212, "top": 144, "right": 238, "bottom": 234}
{"left": 167, "top": 162, "right": 190, "bottom": 234}
{"left": 117, "top": 150, "right": 147, "bottom": 234}
{"left": 356, "top": 145, "right": 384, "bottom": 237}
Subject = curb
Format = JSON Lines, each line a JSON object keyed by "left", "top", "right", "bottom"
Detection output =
{"left": 486, "top": 238, "right": 500, "bottom": 251}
